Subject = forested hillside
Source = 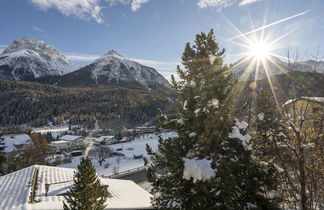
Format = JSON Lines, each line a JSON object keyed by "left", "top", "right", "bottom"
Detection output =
{"left": 0, "top": 79, "right": 174, "bottom": 131}
{"left": 236, "top": 71, "right": 324, "bottom": 105}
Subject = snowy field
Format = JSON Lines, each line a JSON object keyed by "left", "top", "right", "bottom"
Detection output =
{"left": 32, "top": 124, "right": 70, "bottom": 138}
{"left": 58, "top": 132, "right": 177, "bottom": 176}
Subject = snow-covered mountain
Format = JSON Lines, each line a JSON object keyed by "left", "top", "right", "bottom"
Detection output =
{"left": 40, "top": 50, "right": 171, "bottom": 89}
{"left": 0, "top": 37, "right": 76, "bottom": 80}
{"left": 89, "top": 50, "right": 171, "bottom": 88}
{"left": 232, "top": 56, "right": 324, "bottom": 81}
{"left": 232, "top": 56, "right": 286, "bottom": 81}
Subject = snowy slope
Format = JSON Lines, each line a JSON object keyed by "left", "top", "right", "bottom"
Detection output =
{"left": 79, "top": 50, "right": 171, "bottom": 88}
{"left": 0, "top": 37, "right": 76, "bottom": 80}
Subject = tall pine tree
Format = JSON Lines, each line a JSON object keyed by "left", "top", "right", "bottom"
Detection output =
{"left": 63, "top": 156, "right": 108, "bottom": 210}
{"left": 254, "top": 89, "right": 282, "bottom": 160}
{"left": 146, "top": 30, "right": 280, "bottom": 209}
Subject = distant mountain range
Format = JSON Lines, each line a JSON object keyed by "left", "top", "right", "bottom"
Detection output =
{"left": 0, "top": 38, "right": 174, "bottom": 130}
{"left": 36, "top": 50, "right": 171, "bottom": 89}
{"left": 0, "top": 38, "right": 170, "bottom": 90}
{"left": 1, "top": 37, "right": 323, "bottom": 86}
{"left": 232, "top": 56, "right": 324, "bottom": 81}
{"left": 0, "top": 38, "right": 323, "bottom": 130}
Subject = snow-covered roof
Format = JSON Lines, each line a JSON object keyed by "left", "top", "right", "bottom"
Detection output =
{"left": 283, "top": 97, "right": 324, "bottom": 107}
{"left": 0, "top": 165, "right": 35, "bottom": 209}
{"left": 0, "top": 134, "right": 32, "bottom": 153}
{"left": 95, "top": 136, "right": 114, "bottom": 143}
{"left": 0, "top": 165, "right": 153, "bottom": 210}
{"left": 136, "top": 126, "right": 156, "bottom": 129}
{"left": 49, "top": 140, "right": 70, "bottom": 144}
{"left": 59, "top": 135, "right": 82, "bottom": 141}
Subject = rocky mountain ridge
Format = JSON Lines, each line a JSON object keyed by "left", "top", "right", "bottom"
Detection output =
{"left": 0, "top": 37, "right": 76, "bottom": 80}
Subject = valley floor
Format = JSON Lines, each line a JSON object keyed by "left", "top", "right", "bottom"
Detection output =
{"left": 57, "top": 132, "right": 177, "bottom": 177}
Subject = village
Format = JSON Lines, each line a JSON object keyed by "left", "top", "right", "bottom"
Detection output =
{"left": 1, "top": 96, "right": 323, "bottom": 177}
{"left": 0, "top": 124, "right": 177, "bottom": 175}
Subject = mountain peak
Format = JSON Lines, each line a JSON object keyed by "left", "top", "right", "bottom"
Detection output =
{"left": 105, "top": 50, "right": 123, "bottom": 57}
{"left": 4, "top": 37, "right": 47, "bottom": 54}
{"left": 0, "top": 38, "right": 76, "bottom": 80}
{"left": 84, "top": 50, "right": 171, "bottom": 89}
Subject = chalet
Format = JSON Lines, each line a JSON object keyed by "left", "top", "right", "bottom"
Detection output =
{"left": 282, "top": 97, "right": 324, "bottom": 128}
{"left": 94, "top": 136, "right": 116, "bottom": 145}
{"left": 0, "top": 134, "right": 32, "bottom": 153}
{"left": 120, "top": 129, "right": 135, "bottom": 137}
{"left": 0, "top": 165, "right": 153, "bottom": 209}
{"left": 135, "top": 126, "right": 156, "bottom": 134}
{"left": 49, "top": 135, "right": 84, "bottom": 152}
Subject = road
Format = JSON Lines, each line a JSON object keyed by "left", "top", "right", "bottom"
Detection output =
{"left": 84, "top": 120, "right": 99, "bottom": 156}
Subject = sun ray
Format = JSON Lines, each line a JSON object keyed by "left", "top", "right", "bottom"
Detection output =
{"left": 267, "top": 52, "right": 290, "bottom": 60}
{"left": 261, "top": 59, "right": 281, "bottom": 109}
{"left": 268, "top": 22, "right": 309, "bottom": 47}
{"left": 220, "top": 8, "right": 312, "bottom": 114}
{"left": 219, "top": 12, "right": 253, "bottom": 45}
{"left": 226, "top": 10, "right": 311, "bottom": 41}
{"left": 219, "top": 37, "right": 251, "bottom": 49}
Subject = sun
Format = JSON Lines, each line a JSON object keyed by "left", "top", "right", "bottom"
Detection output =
{"left": 248, "top": 40, "right": 273, "bottom": 61}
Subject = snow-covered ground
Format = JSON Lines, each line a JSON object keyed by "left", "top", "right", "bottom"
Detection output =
{"left": 58, "top": 132, "right": 177, "bottom": 176}
{"left": 32, "top": 124, "right": 71, "bottom": 138}
{"left": 0, "top": 134, "right": 32, "bottom": 153}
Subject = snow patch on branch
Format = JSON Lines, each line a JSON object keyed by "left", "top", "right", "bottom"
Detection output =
{"left": 235, "top": 118, "right": 248, "bottom": 130}
{"left": 275, "top": 165, "right": 284, "bottom": 173}
{"left": 229, "top": 120, "right": 251, "bottom": 151}
{"left": 276, "top": 132, "right": 286, "bottom": 137}
{"left": 189, "top": 132, "right": 196, "bottom": 137}
{"left": 182, "top": 158, "right": 215, "bottom": 183}
{"left": 257, "top": 113, "right": 264, "bottom": 121}
{"left": 177, "top": 118, "right": 184, "bottom": 125}
{"left": 209, "top": 54, "right": 217, "bottom": 65}
{"left": 246, "top": 202, "right": 257, "bottom": 209}
{"left": 183, "top": 100, "right": 188, "bottom": 110}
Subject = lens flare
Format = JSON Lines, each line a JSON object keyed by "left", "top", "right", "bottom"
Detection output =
{"left": 248, "top": 41, "right": 272, "bottom": 61}
{"left": 249, "top": 81, "right": 257, "bottom": 89}
{"left": 221, "top": 10, "right": 310, "bottom": 110}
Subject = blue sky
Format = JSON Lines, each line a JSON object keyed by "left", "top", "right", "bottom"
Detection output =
{"left": 0, "top": 0, "right": 323, "bottom": 78}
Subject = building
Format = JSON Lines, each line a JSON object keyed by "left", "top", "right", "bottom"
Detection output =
{"left": 282, "top": 97, "right": 324, "bottom": 128}
{"left": 94, "top": 136, "right": 116, "bottom": 145}
{"left": 49, "top": 135, "right": 84, "bottom": 152}
{"left": 0, "top": 165, "right": 153, "bottom": 209}
{"left": 120, "top": 129, "right": 135, "bottom": 137}
{"left": 0, "top": 134, "right": 32, "bottom": 153}
{"left": 135, "top": 126, "right": 156, "bottom": 134}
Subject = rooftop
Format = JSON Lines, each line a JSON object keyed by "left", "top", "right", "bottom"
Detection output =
{"left": 283, "top": 97, "right": 324, "bottom": 106}
{"left": 49, "top": 140, "right": 70, "bottom": 144}
{"left": 0, "top": 165, "right": 153, "bottom": 210}
{"left": 59, "top": 135, "right": 82, "bottom": 141}
{"left": 95, "top": 136, "right": 114, "bottom": 143}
